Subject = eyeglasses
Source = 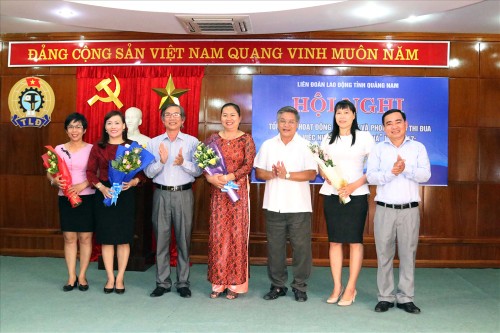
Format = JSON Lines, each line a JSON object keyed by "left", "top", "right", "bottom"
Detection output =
{"left": 67, "top": 125, "right": 83, "bottom": 130}
{"left": 278, "top": 119, "right": 297, "bottom": 125}
{"left": 164, "top": 113, "right": 181, "bottom": 118}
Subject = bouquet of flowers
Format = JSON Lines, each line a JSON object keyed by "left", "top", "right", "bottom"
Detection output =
{"left": 308, "top": 143, "right": 351, "bottom": 204}
{"left": 41, "top": 145, "right": 82, "bottom": 208}
{"left": 104, "top": 141, "right": 155, "bottom": 206}
{"left": 194, "top": 141, "right": 240, "bottom": 203}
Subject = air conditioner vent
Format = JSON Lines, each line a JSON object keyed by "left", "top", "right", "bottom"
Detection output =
{"left": 176, "top": 15, "right": 252, "bottom": 34}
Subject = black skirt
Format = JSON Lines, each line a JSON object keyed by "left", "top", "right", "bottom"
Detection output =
{"left": 59, "top": 194, "right": 95, "bottom": 232}
{"left": 94, "top": 181, "right": 136, "bottom": 245}
{"left": 323, "top": 194, "right": 368, "bottom": 244}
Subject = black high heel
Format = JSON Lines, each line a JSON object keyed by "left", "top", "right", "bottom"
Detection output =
{"left": 115, "top": 287, "right": 125, "bottom": 294}
{"left": 78, "top": 280, "right": 89, "bottom": 291}
{"left": 115, "top": 280, "right": 125, "bottom": 294}
{"left": 103, "top": 286, "right": 114, "bottom": 294}
{"left": 103, "top": 280, "right": 115, "bottom": 294}
{"left": 63, "top": 278, "right": 78, "bottom": 292}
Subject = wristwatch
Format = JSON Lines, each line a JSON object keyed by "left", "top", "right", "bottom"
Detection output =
{"left": 285, "top": 172, "right": 291, "bottom": 179}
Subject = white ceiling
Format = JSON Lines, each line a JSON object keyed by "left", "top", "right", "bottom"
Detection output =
{"left": 0, "top": 0, "right": 498, "bottom": 36}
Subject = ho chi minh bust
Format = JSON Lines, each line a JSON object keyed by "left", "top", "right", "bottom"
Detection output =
{"left": 125, "top": 107, "right": 150, "bottom": 146}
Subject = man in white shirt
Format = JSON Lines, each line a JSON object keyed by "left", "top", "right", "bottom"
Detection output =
{"left": 367, "top": 109, "right": 431, "bottom": 314}
{"left": 254, "top": 106, "right": 317, "bottom": 302}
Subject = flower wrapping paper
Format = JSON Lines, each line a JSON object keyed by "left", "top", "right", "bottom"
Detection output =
{"left": 194, "top": 141, "right": 239, "bottom": 203}
{"left": 104, "top": 141, "right": 155, "bottom": 207}
{"left": 309, "top": 143, "right": 351, "bottom": 204}
{"left": 41, "top": 145, "right": 82, "bottom": 208}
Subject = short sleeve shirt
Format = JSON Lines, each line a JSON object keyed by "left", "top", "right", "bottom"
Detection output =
{"left": 254, "top": 133, "right": 317, "bottom": 213}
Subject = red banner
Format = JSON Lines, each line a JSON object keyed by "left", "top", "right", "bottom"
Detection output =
{"left": 9, "top": 39, "right": 449, "bottom": 68}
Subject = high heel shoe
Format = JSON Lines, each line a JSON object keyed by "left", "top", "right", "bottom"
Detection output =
{"left": 103, "top": 281, "right": 115, "bottom": 294}
{"left": 115, "top": 286, "right": 125, "bottom": 294}
{"left": 115, "top": 280, "right": 125, "bottom": 294}
{"left": 326, "top": 286, "right": 344, "bottom": 304}
{"left": 78, "top": 281, "right": 89, "bottom": 291}
{"left": 338, "top": 290, "right": 357, "bottom": 306}
{"left": 63, "top": 278, "right": 78, "bottom": 292}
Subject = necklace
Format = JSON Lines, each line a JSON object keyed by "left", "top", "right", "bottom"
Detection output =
{"left": 221, "top": 131, "right": 241, "bottom": 145}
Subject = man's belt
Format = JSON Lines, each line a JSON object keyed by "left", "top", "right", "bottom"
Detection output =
{"left": 376, "top": 201, "right": 419, "bottom": 209}
{"left": 155, "top": 183, "right": 192, "bottom": 191}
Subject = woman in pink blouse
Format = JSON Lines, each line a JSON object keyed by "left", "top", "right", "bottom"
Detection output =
{"left": 47, "top": 113, "right": 95, "bottom": 292}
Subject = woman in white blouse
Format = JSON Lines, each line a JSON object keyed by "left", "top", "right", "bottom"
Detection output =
{"left": 319, "top": 100, "right": 375, "bottom": 306}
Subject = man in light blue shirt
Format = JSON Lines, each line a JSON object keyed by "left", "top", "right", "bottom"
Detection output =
{"left": 145, "top": 103, "right": 202, "bottom": 299}
{"left": 367, "top": 109, "right": 431, "bottom": 314}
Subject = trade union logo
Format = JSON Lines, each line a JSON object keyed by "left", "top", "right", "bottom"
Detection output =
{"left": 8, "top": 77, "right": 55, "bottom": 128}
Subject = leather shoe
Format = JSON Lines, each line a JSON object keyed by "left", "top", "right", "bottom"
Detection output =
{"left": 397, "top": 302, "right": 421, "bottom": 314}
{"left": 263, "top": 286, "right": 288, "bottom": 300}
{"left": 177, "top": 287, "right": 191, "bottom": 298}
{"left": 77, "top": 278, "right": 89, "bottom": 291}
{"left": 63, "top": 279, "right": 78, "bottom": 292}
{"left": 78, "top": 283, "right": 89, "bottom": 291}
{"left": 150, "top": 286, "right": 171, "bottom": 297}
{"left": 375, "top": 301, "right": 394, "bottom": 312}
{"left": 115, "top": 287, "right": 125, "bottom": 294}
{"left": 103, "top": 286, "right": 114, "bottom": 294}
{"left": 292, "top": 288, "right": 308, "bottom": 302}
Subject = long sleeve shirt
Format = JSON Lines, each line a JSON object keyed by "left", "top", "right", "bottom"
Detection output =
{"left": 366, "top": 136, "right": 431, "bottom": 204}
{"left": 144, "top": 132, "right": 202, "bottom": 186}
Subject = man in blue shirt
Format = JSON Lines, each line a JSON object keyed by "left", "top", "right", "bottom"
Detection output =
{"left": 145, "top": 104, "right": 202, "bottom": 298}
{"left": 367, "top": 109, "right": 431, "bottom": 314}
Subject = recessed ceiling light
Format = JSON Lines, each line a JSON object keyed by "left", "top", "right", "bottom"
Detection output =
{"left": 402, "top": 14, "right": 429, "bottom": 23}
{"left": 405, "top": 15, "right": 419, "bottom": 23}
{"left": 57, "top": 9, "right": 77, "bottom": 18}
{"left": 352, "top": 3, "right": 390, "bottom": 19}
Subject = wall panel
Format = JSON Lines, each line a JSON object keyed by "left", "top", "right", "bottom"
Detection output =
{"left": 478, "top": 128, "right": 500, "bottom": 182}
{"left": 480, "top": 42, "right": 500, "bottom": 78}
{"left": 427, "top": 41, "right": 479, "bottom": 78}
{"left": 448, "top": 127, "right": 478, "bottom": 181}
{"left": 479, "top": 79, "right": 500, "bottom": 128}
{"left": 477, "top": 183, "right": 500, "bottom": 237}
{"left": 449, "top": 78, "right": 478, "bottom": 127}
{"left": 422, "top": 184, "right": 478, "bottom": 237}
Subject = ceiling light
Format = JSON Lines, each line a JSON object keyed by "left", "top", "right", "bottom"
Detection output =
{"left": 57, "top": 9, "right": 77, "bottom": 18}
{"left": 405, "top": 15, "right": 419, "bottom": 23}
{"left": 352, "top": 3, "right": 390, "bottom": 19}
{"left": 402, "top": 14, "right": 430, "bottom": 23}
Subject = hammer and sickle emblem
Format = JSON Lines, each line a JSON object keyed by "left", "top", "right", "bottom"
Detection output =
{"left": 87, "top": 75, "right": 123, "bottom": 108}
